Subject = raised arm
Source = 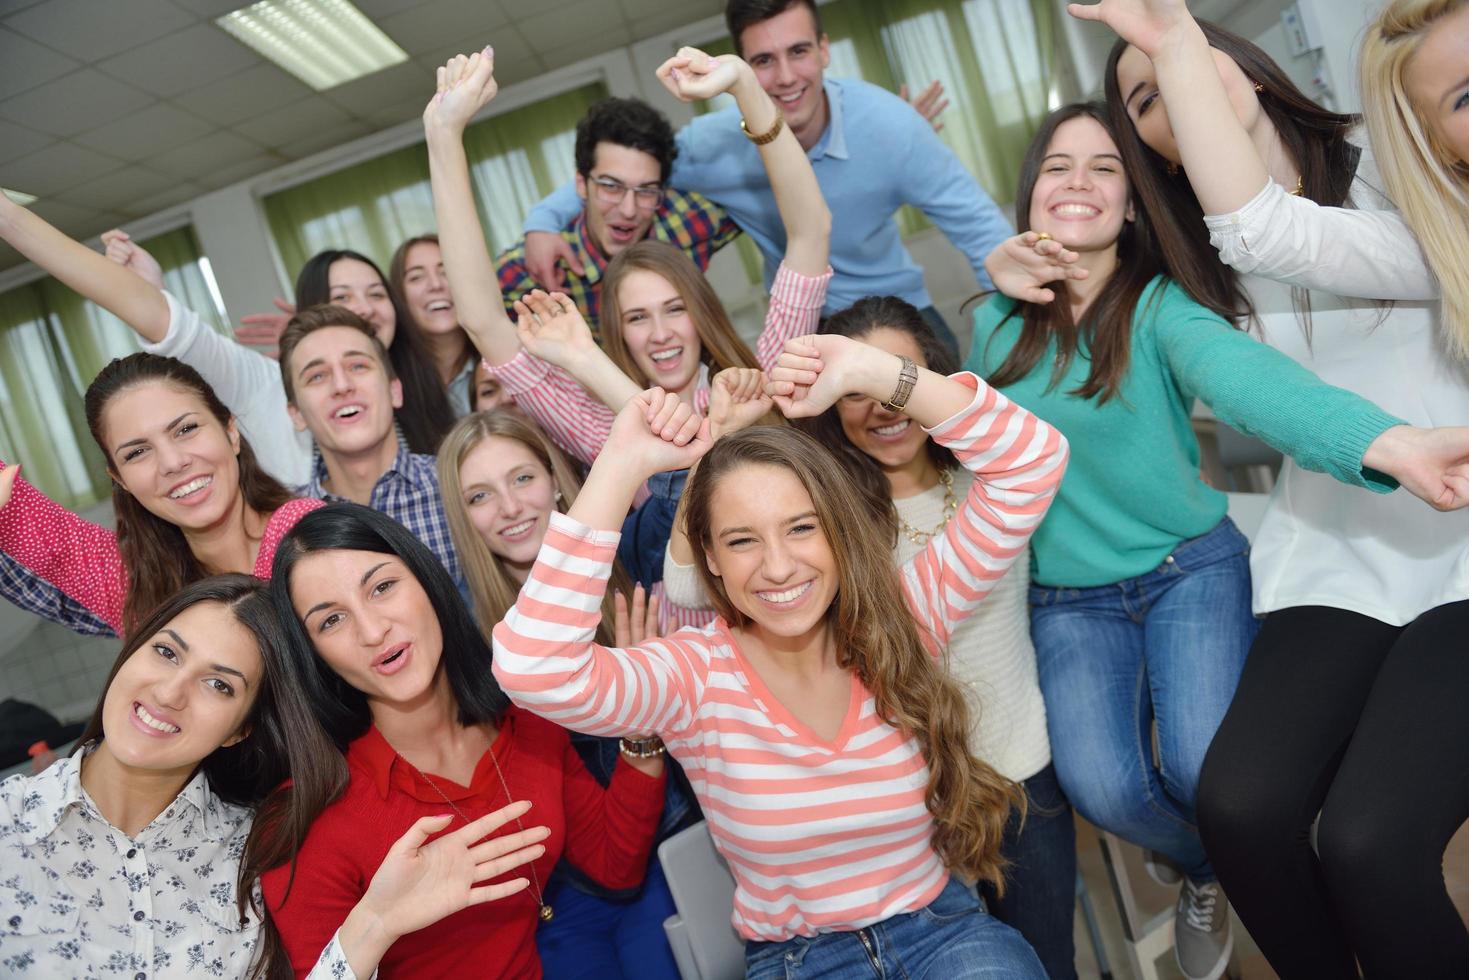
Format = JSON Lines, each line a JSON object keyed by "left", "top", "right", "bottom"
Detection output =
{"left": 656, "top": 48, "right": 830, "bottom": 277}
{"left": 0, "top": 195, "right": 169, "bottom": 341}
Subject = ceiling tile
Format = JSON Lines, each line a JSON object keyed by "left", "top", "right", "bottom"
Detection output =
{"left": 193, "top": 152, "right": 285, "bottom": 190}
{"left": 0, "top": 26, "right": 81, "bottom": 98}
{"left": 287, "top": 120, "right": 376, "bottom": 160}
{"left": 627, "top": 2, "right": 725, "bottom": 41}
{"left": 119, "top": 179, "right": 207, "bottom": 220}
{"left": 364, "top": 95, "right": 432, "bottom": 129}
{"left": 354, "top": 0, "right": 437, "bottom": 17}
{"left": 497, "top": 0, "right": 577, "bottom": 18}
{"left": 0, "top": 68, "right": 152, "bottom": 138}
{"left": 0, "top": 241, "right": 21, "bottom": 272}
{"left": 169, "top": 0, "right": 252, "bottom": 15}
{"left": 29, "top": 197, "right": 104, "bottom": 234}
{"left": 377, "top": 0, "right": 508, "bottom": 55}
{"left": 415, "top": 28, "right": 539, "bottom": 82}
{"left": 619, "top": 0, "right": 717, "bottom": 16}
{"left": 72, "top": 103, "right": 216, "bottom": 161}
{"left": 143, "top": 130, "right": 270, "bottom": 180}
{"left": 0, "top": 118, "right": 54, "bottom": 166}
{"left": 539, "top": 25, "right": 632, "bottom": 69}
{"left": 233, "top": 96, "right": 360, "bottom": 149}
{"left": 519, "top": 0, "right": 627, "bottom": 56}
{"left": 0, "top": 141, "right": 122, "bottom": 198}
{"left": 3, "top": 0, "right": 194, "bottom": 62}
{"left": 171, "top": 62, "right": 314, "bottom": 127}
{"left": 97, "top": 23, "right": 261, "bottom": 98}
{"left": 321, "top": 60, "right": 435, "bottom": 117}
{"left": 53, "top": 165, "right": 178, "bottom": 210}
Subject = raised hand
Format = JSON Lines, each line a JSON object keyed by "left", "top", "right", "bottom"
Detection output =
{"left": 100, "top": 230, "right": 164, "bottom": 290}
{"left": 235, "top": 297, "right": 296, "bottom": 357}
{"left": 1066, "top": 0, "right": 1195, "bottom": 58}
{"left": 605, "top": 387, "right": 713, "bottom": 479}
{"left": 424, "top": 47, "right": 498, "bottom": 136}
{"left": 984, "top": 232, "right": 1089, "bottom": 305}
{"left": 0, "top": 463, "right": 18, "bottom": 509}
{"left": 655, "top": 47, "right": 748, "bottom": 103}
{"left": 512, "top": 290, "right": 596, "bottom": 369}
{"left": 1362, "top": 425, "right": 1469, "bottom": 512}
{"left": 900, "top": 80, "right": 949, "bottom": 132}
{"left": 708, "top": 366, "right": 773, "bottom": 438}
{"left": 356, "top": 802, "right": 549, "bottom": 941}
{"left": 765, "top": 334, "right": 884, "bottom": 419}
{"left": 613, "top": 584, "right": 661, "bottom": 647}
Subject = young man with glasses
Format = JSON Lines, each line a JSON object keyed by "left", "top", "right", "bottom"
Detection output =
{"left": 494, "top": 97, "right": 741, "bottom": 338}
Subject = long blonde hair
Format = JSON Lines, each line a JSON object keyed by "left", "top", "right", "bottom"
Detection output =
{"left": 680, "top": 426, "right": 1025, "bottom": 890}
{"left": 437, "top": 411, "right": 630, "bottom": 642}
{"left": 1361, "top": 0, "right": 1469, "bottom": 356}
{"left": 600, "top": 240, "right": 760, "bottom": 387}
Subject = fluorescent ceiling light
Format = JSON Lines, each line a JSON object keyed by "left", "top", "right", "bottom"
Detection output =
{"left": 216, "top": 0, "right": 409, "bottom": 91}
{"left": 2, "top": 188, "right": 38, "bottom": 206}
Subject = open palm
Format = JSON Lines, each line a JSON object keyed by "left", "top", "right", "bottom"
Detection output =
{"left": 512, "top": 290, "right": 596, "bottom": 368}
{"left": 1067, "top": 0, "right": 1194, "bottom": 57}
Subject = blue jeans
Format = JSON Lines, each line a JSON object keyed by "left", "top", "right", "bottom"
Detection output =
{"left": 1030, "top": 518, "right": 1257, "bottom": 882}
{"left": 745, "top": 877, "right": 1046, "bottom": 979}
{"left": 536, "top": 857, "right": 680, "bottom": 979}
{"left": 981, "top": 764, "right": 1077, "bottom": 980}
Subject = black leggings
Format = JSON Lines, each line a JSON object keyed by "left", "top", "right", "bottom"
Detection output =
{"left": 1196, "top": 601, "right": 1469, "bottom": 980}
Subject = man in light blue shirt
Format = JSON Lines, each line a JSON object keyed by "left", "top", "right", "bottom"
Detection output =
{"left": 520, "top": 0, "right": 1012, "bottom": 351}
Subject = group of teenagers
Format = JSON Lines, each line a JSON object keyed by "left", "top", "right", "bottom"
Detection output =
{"left": 2, "top": 0, "right": 1469, "bottom": 978}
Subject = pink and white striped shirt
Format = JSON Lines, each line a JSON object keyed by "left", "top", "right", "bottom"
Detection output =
{"left": 489, "top": 262, "right": 832, "bottom": 465}
{"left": 492, "top": 374, "right": 1067, "bottom": 941}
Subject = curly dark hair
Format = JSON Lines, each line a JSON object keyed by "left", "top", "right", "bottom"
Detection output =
{"left": 574, "top": 97, "right": 677, "bottom": 185}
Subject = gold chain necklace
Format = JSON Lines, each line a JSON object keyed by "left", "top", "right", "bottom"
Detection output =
{"left": 897, "top": 467, "right": 957, "bottom": 546}
{"left": 398, "top": 745, "right": 554, "bottom": 922}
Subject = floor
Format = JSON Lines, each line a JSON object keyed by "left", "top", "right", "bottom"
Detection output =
{"left": 1072, "top": 816, "right": 1469, "bottom": 978}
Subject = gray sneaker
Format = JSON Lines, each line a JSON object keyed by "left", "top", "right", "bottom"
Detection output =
{"left": 1174, "top": 878, "right": 1232, "bottom": 980}
{"left": 1144, "top": 848, "right": 1183, "bottom": 886}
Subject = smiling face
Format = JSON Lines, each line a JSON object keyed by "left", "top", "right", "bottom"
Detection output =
{"left": 575, "top": 142, "right": 663, "bottom": 260}
{"left": 1115, "top": 43, "right": 1263, "bottom": 165}
{"left": 327, "top": 257, "right": 398, "bottom": 349}
{"left": 102, "top": 382, "right": 243, "bottom": 533}
{"left": 835, "top": 326, "right": 931, "bottom": 472}
{"left": 400, "top": 240, "right": 459, "bottom": 337}
{"left": 457, "top": 435, "right": 559, "bottom": 579}
{"left": 703, "top": 463, "right": 838, "bottom": 643}
{"left": 285, "top": 325, "right": 402, "bottom": 457}
{"left": 99, "top": 601, "right": 260, "bottom": 773}
{"left": 1027, "top": 115, "right": 1133, "bottom": 253}
{"left": 1405, "top": 4, "right": 1469, "bottom": 165}
{"left": 615, "top": 268, "right": 703, "bottom": 394}
{"left": 289, "top": 549, "right": 445, "bottom": 708}
{"left": 740, "top": 5, "right": 831, "bottom": 139}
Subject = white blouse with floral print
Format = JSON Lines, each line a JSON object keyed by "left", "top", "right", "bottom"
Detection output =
{"left": 0, "top": 749, "right": 365, "bottom": 980}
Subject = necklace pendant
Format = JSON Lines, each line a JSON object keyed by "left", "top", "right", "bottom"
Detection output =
{"left": 539, "top": 903, "right": 555, "bottom": 923}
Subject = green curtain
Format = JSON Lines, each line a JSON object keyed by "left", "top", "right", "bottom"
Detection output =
{"left": 0, "top": 225, "right": 226, "bottom": 507}
{"left": 263, "top": 82, "right": 608, "bottom": 278}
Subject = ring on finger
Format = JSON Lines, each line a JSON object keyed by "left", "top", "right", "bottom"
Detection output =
{"left": 1033, "top": 232, "right": 1051, "bottom": 242}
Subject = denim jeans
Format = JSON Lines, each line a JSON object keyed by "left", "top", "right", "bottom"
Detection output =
{"left": 1030, "top": 518, "right": 1257, "bottom": 882}
{"left": 981, "top": 764, "right": 1077, "bottom": 980}
{"left": 536, "top": 857, "right": 680, "bottom": 979}
{"left": 744, "top": 877, "right": 1046, "bottom": 979}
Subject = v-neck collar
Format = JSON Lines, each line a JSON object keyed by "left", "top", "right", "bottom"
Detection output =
{"left": 719, "top": 620, "right": 863, "bottom": 751}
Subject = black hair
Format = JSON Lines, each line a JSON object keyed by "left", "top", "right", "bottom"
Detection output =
{"left": 726, "top": 0, "right": 824, "bottom": 57}
{"left": 574, "top": 97, "right": 678, "bottom": 186}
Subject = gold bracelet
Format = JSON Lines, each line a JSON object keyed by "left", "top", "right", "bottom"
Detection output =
{"left": 740, "top": 107, "right": 784, "bottom": 145}
{"left": 619, "top": 735, "right": 666, "bottom": 760}
{"left": 882, "top": 355, "right": 918, "bottom": 413}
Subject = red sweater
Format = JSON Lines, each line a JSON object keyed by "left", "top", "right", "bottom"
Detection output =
{"left": 262, "top": 708, "right": 666, "bottom": 979}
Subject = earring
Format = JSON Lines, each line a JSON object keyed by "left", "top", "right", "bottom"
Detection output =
{"left": 1253, "top": 81, "right": 1265, "bottom": 93}
{"left": 554, "top": 490, "right": 564, "bottom": 505}
{"left": 1166, "top": 161, "right": 1181, "bottom": 176}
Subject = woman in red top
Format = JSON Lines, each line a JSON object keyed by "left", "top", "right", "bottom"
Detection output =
{"left": 253, "top": 503, "right": 665, "bottom": 979}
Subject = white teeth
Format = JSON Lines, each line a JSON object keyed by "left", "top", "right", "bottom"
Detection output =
{"left": 650, "top": 348, "right": 682, "bottom": 362}
{"left": 334, "top": 405, "right": 363, "bottom": 418}
{"left": 873, "top": 420, "right": 911, "bottom": 437}
{"left": 135, "top": 703, "right": 179, "bottom": 734}
{"left": 427, "top": 301, "right": 452, "bottom": 312}
{"left": 169, "top": 476, "right": 210, "bottom": 499}
{"left": 1053, "top": 204, "right": 1099, "bottom": 216}
{"left": 777, "top": 91, "right": 802, "bottom": 104}
{"left": 501, "top": 519, "right": 534, "bottom": 537}
{"left": 757, "top": 582, "right": 812, "bottom": 605}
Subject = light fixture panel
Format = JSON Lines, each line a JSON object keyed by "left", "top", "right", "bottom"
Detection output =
{"left": 217, "top": 0, "right": 409, "bottom": 92}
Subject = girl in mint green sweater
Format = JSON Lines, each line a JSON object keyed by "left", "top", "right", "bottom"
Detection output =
{"left": 961, "top": 103, "right": 1469, "bottom": 980}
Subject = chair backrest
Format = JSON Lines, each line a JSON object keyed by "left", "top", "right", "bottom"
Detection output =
{"left": 657, "top": 821, "right": 746, "bottom": 980}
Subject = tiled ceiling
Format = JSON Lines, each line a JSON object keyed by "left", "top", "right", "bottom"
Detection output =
{"left": 0, "top": 0, "right": 723, "bottom": 271}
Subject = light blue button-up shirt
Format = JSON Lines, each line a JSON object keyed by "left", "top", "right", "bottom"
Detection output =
{"left": 525, "top": 77, "right": 1012, "bottom": 315}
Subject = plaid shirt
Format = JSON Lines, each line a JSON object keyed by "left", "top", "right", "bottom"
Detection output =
{"left": 495, "top": 188, "right": 740, "bottom": 338}
{"left": 300, "top": 442, "right": 462, "bottom": 588}
{"left": 0, "top": 552, "right": 116, "bottom": 637}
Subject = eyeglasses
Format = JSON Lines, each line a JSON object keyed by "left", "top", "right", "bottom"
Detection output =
{"left": 588, "top": 175, "right": 663, "bottom": 210}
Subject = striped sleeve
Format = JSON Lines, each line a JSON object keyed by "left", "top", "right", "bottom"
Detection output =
{"left": 492, "top": 513, "right": 706, "bottom": 738}
{"left": 901, "top": 373, "right": 1068, "bottom": 648}
{"left": 484, "top": 353, "right": 614, "bottom": 466}
{"left": 0, "top": 468, "right": 126, "bottom": 633}
{"left": 755, "top": 263, "right": 832, "bottom": 371}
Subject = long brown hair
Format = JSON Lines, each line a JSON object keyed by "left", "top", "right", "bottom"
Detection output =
{"left": 983, "top": 103, "right": 1164, "bottom": 404}
{"left": 1102, "top": 21, "right": 1362, "bottom": 331}
{"left": 681, "top": 427, "right": 1024, "bottom": 889}
{"left": 84, "top": 353, "right": 295, "bottom": 635}
{"left": 600, "top": 240, "right": 760, "bottom": 387}
{"left": 389, "top": 233, "right": 478, "bottom": 382}
{"left": 437, "top": 410, "right": 633, "bottom": 644}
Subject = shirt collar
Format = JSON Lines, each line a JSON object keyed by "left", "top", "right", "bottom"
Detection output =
{"left": 808, "top": 78, "right": 848, "bottom": 161}
{"left": 571, "top": 212, "right": 609, "bottom": 284}
{"left": 306, "top": 436, "right": 417, "bottom": 500}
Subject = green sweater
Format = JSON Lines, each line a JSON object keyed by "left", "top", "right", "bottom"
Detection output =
{"left": 963, "top": 277, "right": 1401, "bottom": 587}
